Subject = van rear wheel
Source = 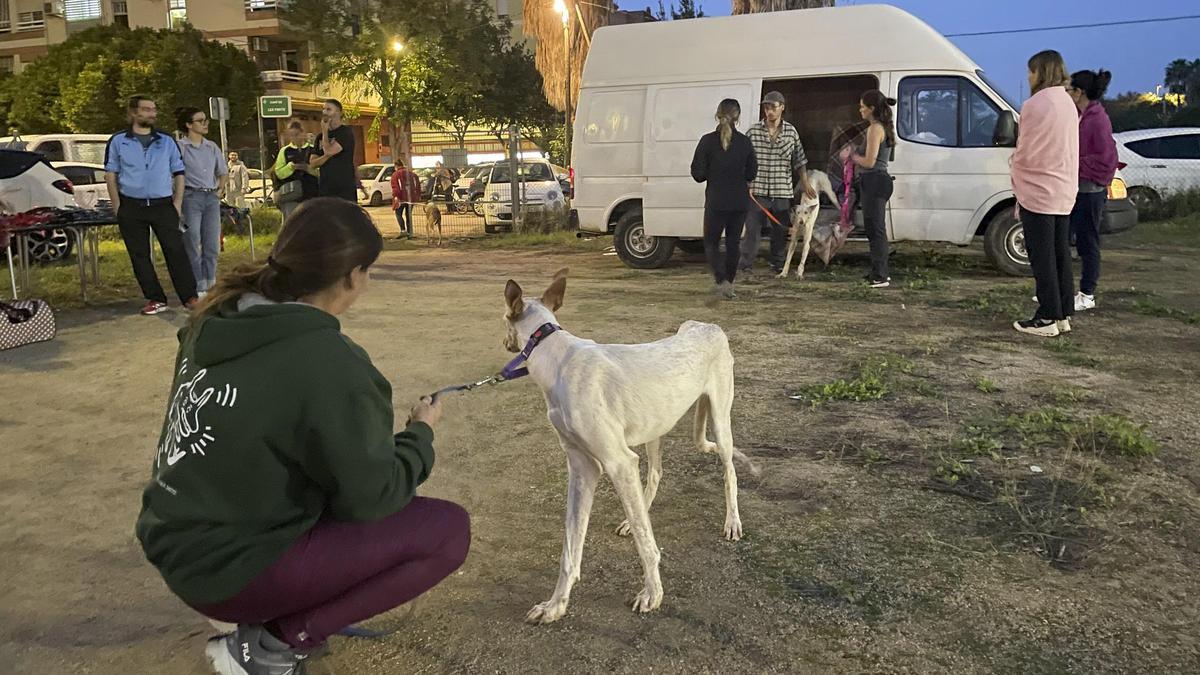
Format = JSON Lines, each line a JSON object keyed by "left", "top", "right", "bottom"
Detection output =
{"left": 983, "top": 208, "right": 1033, "bottom": 277}
{"left": 614, "top": 208, "right": 675, "bottom": 269}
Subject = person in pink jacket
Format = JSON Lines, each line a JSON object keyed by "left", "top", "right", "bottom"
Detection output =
{"left": 1010, "top": 50, "right": 1080, "bottom": 337}
{"left": 1068, "top": 69, "right": 1118, "bottom": 312}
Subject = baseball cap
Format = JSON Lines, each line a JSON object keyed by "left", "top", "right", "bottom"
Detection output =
{"left": 761, "top": 91, "right": 785, "bottom": 106}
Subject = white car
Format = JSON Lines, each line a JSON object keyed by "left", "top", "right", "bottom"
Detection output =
{"left": 1113, "top": 127, "right": 1200, "bottom": 211}
{"left": 52, "top": 162, "right": 110, "bottom": 209}
{"left": 357, "top": 163, "right": 395, "bottom": 206}
{"left": 482, "top": 160, "right": 568, "bottom": 233}
{"left": 1, "top": 149, "right": 76, "bottom": 262}
{"left": 0, "top": 133, "right": 112, "bottom": 164}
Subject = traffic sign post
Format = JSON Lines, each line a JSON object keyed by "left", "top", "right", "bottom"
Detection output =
{"left": 256, "top": 95, "right": 293, "bottom": 247}
{"left": 209, "top": 96, "right": 230, "bottom": 156}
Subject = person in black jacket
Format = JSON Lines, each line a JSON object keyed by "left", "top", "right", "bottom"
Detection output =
{"left": 691, "top": 98, "right": 757, "bottom": 299}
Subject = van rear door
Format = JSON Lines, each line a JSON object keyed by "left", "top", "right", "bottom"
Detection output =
{"left": 642, "top": 81, "right": 756, "bottom": 238}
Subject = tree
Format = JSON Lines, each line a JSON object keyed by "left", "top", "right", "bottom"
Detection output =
{"left": 731, "top": 0, "right": 834, "bottom": 13}
{"left": 2, "top": 25, "right": 261, "bottom": 135}
{"left": 524, "top": 0, "right": 615, "bottom": 112}
{"left": 479, "top": 45, "right": 559, "bottom": 159}
{"left": 656, "top": 0, "right": 705, "bottom": 20}
{"left": 286, "top": 0, "right": 510, "bottom": 162}
{"left": 1164, "top": 58, "right": 1199, "bottom": 108}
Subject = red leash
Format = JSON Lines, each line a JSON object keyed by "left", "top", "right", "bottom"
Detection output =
{"left": 748, "top": 189, "right": 785, "bottom": 227}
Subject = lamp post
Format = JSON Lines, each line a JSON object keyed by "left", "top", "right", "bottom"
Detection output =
{"left": 553, "top": 0, "right": 571, "bottom": 166}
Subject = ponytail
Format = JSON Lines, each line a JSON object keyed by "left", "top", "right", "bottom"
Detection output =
{"left": 714, "top": 98, "right": 742, "bottom": 150}
{"left": 1070, "top": 69, "right": 1112, "bottom": 101}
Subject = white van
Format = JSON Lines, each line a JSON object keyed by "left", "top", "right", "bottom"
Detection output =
{"left": 572, "top": 5, "right": 1137, "bottom": 274}
{"left": 0, "top": 134, "right": 112, "bottom": 165}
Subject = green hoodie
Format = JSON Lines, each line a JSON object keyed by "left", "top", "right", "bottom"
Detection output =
{"left": 135, "top": 297, "right": 435, "bottom": 606}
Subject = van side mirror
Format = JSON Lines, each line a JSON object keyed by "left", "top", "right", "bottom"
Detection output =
{"left": 993, "top": 111, "right": 1018, "bottom": 147}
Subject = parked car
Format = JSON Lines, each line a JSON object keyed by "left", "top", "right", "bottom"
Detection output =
{"left": 52, "top": 162, "right": 110, "bottom": 208}
{"left": 482, "top": 160, "right": 568, "bottom": 234}
{"left": 357, "top": 163, "right": 395, "bottom": 206}
{"left": 1, "top": 150, "right": 76, "bottom": 263}
{"left": 0, "top": 133, "right": 112, "bottom": 164}
{"left": 243, "top": 168, "right": 274, "bottom": 206}
{"left": 452, "top": 163, "right": 494, "bottom": 216}
{"left": 1113, "top": 127, "right": 1200, "bottom": 211}
{"left": 572, "top": 4, "right": 1137, "bottom": 274}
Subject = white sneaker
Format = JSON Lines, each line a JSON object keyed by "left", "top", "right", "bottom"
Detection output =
{"left": 1057, "top": 318, "right": 1071, "bottom": 334}
{"left": 1014, "top": 318, "right": 1060, "bottom": 337}
{"left": 1074, "top": 293, "right": 1095, "bottom": 312}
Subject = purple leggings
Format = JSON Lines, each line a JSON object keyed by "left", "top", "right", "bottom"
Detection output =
{"left": 194, "top": 497, "right": 470, "bottom": 650}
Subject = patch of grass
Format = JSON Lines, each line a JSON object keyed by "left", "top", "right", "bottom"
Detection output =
{"left": 957, "top": 284, "right": 1033, "bottom": 318}
{"left": 1044, "top": 338, "right": 1103, "bottom": 369}
{"left": 1074, "top": 414, "right": 1158, "bottom": 458}
{"left": 974, "top": 376, "right": 999, "bottom": 393}
{"left": 1129, "top": 299, "right": 1200, "bottom": 325}
{"left": 794, "top": 354, "right": 916, "bottom": 405}
{"left": 1047, "top": 385, "right": 1093, "bottom": 406}
{"left": 934, "top": 453, "right": 979, "bottom": 486}
{"left": 459, "top": 230, "right": 608, "bottom": 252}
{"left": 10, "top": 234, "right": 276, "bottom": 309}
{"left": 1123, "top": 209, "right": 1200, "bottom": 249}
{"left": 782, "top": 319, "right": 806, "bottom": 334}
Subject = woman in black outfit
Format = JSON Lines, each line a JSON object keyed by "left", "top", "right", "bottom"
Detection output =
{"left": 850, "top": 90, "right": 897, "bottom": 288}
{"left": 691, "top": 98, "right": 758, "bottom": 300}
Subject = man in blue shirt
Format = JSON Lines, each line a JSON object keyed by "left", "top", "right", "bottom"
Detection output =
{"left": 104, "top": 95, "right": 198, "bottom": 315}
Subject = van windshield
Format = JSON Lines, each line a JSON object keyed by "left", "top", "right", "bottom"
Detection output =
{"left": 76, "top": 141, "right": 108, "bottom": 165}
{"left": 977, "top": 70, "right": 1020, "bottom": 111}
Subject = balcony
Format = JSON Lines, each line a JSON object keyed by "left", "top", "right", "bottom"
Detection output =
{"left": 261, "top": 69, "right": 308, "bottom": 83}
{"left": 246, "top": 0, "right": 283, "bottom": 11}
{"left": 16, "top": 16, "right": 45, "bottom": 32}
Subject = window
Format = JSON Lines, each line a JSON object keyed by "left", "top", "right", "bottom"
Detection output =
{"left": 1129, "top": 134, "right": 1200, "bottom": 160}
{"left": 0, "top": 56, "right": 13, "bottom": 75}
{"left": 168, "top": 0, "right": 186, "bottom": 29}
{"left": 280, "top": 50, "right": 300, "bottom": 73}
{"left": 382, "top": 166, "right": 396, "bottom": 179}
{"left": 357, "top": 165, "right": 381, "bottom": 180}
{"left": 17, "top": 11, "right": 45, "bottom": 30}
{"left": 65, "top": 1, "right": 102, "bottom": 21}
{"left": 75, "top": 141, "right": 108, "bottom": 165}
{"left": 898, "top": 76, "right": 1003, "bottom": 148}
{"left": 37, "top": 141, "right": 66, "bottom": 162}
{"left": 58, "top": 166, "right": 104, "bottom": 186}
{"left": 0, "top": 2, "right": 10, "bottom": 31}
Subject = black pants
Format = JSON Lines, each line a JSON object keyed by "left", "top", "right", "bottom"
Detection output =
{"left": 1070, "top": 191, "right": 1105, "bottom": 295}
{"left": 1022, "top": 207, "right": 1074, "bottom": 321}
{"left": 393, "top": 204, "right": 412, "bottom": 235}
{"left": 740, "top": 197, "right": 791, "bottom": 272}
{"left": 703, "top": 207, "right": 746, "bottom": 284}
{"left": 117, "top": 198, "right": 197, "bottom": 305}
{"left": 860, "top": 171, "right": 894, "bottom": 281}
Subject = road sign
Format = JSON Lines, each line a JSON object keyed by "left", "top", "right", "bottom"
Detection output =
{"left": 209, "top": 97, "right": 230, "bottom": 121}
{"left": 259, "top": 96, "right": 292, "bottom": 118}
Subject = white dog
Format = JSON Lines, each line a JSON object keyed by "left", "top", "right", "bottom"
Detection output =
{"left": 777, "top": 169, "right": 841, "bottom": 279}
{"left": 503, "top": 269, "right": 755, "bottom": 624}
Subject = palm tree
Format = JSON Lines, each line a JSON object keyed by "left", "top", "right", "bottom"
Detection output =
{"left": 1164, "top": 58, "right": 1199, "bottom": 106}
{"left": 523, "top": 0, "right": 615, "bottom": 112}
{"left": 731, "top": 0, "right": 834, "bottom": 13}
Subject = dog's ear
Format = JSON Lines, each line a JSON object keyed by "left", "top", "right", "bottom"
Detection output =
{"left": 541, "top": 269, "right": 568, "bottom": 312}
{"left": 505, "top": 279, "right": 524, "bottom": 318}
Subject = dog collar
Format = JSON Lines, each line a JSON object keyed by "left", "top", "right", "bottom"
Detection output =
{"left": 500, "top": 323, "right": 561, "bottom": 380}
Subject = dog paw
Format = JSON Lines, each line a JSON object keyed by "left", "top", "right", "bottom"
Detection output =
{"left": 615, "top": 519, "right": 632, "bottom": 537}
{"left": 525, "top": 599, "right": 568, "bottom": 625}
{"left": 724, "top": 518, "right": 743, "bottom": 541}
{"left": 629, "top": 586, "right": 663, "bottom": 614}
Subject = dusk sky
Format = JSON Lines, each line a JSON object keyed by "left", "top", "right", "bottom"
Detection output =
{"left": 653, "top": 1, "right": 1199, "bottom": 101}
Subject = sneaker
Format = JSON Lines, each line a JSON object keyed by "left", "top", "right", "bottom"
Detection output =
{"left": 140, "top": 301, "right": 168, "bottom": 316}
{"left": 205, "top": 625, "right": 309, "bottom": 675}
{"left": 1074, "top": 293, "right": 1096, "bottom": 312}
{"left": 1057, "top": 318, "right": 1072, "bottom": 334}
{"left": 1013, "top": 318, "right": 1060, "bottom": 337}
{"left": 868, "top": 277, "right": 891, "bottom": 288}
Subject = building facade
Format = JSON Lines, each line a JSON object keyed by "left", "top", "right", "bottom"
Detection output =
{"left": 0, "top": 0, "right": 537, "bottom": 167}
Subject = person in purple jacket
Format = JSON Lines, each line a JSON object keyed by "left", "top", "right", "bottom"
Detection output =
{"left": 1067, "top": 69, "right": 1118, "bottom": 312}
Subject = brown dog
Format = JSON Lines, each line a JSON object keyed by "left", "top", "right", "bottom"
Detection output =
{"left": 423, "top": 201, "right": 443, "bottom": 246}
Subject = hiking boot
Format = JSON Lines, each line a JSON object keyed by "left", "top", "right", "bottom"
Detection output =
{"left": 205, "top": 625, "right": 309, "bottom": 675}
{"left": 1013, "top": 318, "right": 1060, "bottom": 337}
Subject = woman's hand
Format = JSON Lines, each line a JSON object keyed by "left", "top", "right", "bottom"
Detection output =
{"left": 408, "top": 396, "right": 442, "bottom": 428}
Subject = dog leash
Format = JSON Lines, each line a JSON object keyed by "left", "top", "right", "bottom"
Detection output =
{"left": 427, "top": 323, "right": 561, "bottom": 402}
{"left": 748, "top": 189, "right": 785, "bottom": 227}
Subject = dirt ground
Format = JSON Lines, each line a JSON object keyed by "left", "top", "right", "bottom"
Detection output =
{"left": 2, "top": 222, "right": 1199, "bottom": 674}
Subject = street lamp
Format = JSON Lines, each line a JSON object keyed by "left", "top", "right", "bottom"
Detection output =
{"left": 553, "top": 0, "right": 571, "bottom": 166}
{"left": 391, "top": 39, "right": 404, "bottom": 53}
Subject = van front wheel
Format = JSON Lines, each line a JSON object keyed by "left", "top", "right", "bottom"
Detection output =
{"left": 614, "top": 209, "right": 675, "bottom": 269}
{"left": 983, "top": 208, "right": 1033, "bottom": 277}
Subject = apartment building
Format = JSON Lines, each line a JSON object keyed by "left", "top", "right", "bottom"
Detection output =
{"left": 0, "top": 0, "right": 537, "bottom": 166}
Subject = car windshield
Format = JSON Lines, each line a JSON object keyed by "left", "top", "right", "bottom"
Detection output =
{"left": 491, "top": 162, "right": 553, "bottom": 184}
{"left": 357, "top": 166, "right": 382, "bottom": 180}
{"left": 977, "top": 70, "right": 1020, "bottom": 111}
{"left": 75, "top": 141, "right": 108, "bottom": 165}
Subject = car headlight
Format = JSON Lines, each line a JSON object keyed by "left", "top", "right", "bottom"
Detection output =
{"left": 547, "top": 190, "right": 560, "bottom": 201}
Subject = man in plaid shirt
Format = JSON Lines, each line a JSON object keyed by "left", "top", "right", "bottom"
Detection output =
{"left": 740, "top": 91, "right": 817, "bottom": 275}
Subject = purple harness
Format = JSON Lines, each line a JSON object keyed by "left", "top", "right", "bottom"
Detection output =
{"left": 429, "top": 323, "right": 560, "bottom": 401}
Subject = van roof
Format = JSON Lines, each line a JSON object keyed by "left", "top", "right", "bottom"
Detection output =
{"left": 583, "top": 4, "right": 980, "bottom": 88}
{"left": 0, "top": 134, "right": 112, "bottom": 142}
